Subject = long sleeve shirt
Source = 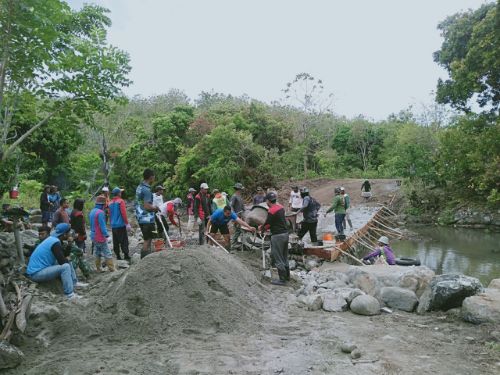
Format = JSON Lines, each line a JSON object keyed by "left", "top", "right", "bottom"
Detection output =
{"left": 160, "top": 201, "right": 178, "bottom": 226}
{"left": 109, "top": 197, "right": 129, "bottom": 228}
{"left": 363, "top": 245, "right": 396, "bottom": 265}
{"left": 263, "top": 203, "right": 288, "bottom": 235}
{"left": 70, "top": 210, "right": 86, "bottom": 240}
{"left": 326, "top": 195, "right": 346, "bottom": 214}
{"left": 89, "top": 205, "right": 109, "bottom": 243}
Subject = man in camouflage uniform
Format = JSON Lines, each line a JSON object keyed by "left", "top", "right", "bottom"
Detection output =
{"left": 63, "top": 231, "right": 91, "bottom": 279}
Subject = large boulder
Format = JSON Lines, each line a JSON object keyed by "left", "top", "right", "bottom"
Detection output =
{"left": 398, "top": 267, "right": 435, "bottom": 298}
{"left": 380, "top": 287, "right": 418, "bottom": 312}
{"left": 346, "top": 268, "right": 379, "bottom": 296}
{"left": 297, "top": 294, "right": 323, "bottom": 311}
{"left": 418, "top": 274, "right": 483, "bottom": 312}
{"left": 350, "top": 295, "right": 380, "bottom": 316}
{"left": 331, "top": 287, "right": 365, "bottom": 305}
{"left": 319, "top": 280, "right": 347, "bottom": 290}
{"left": 0, "top": 341, "right": 24, "bottom": 369}
{"left": 462, "top": 289, "right": 500, "bottom": 324}
{"left": 488, "top": 279, "right": 500, "bottom": 290}
{"left": 321, "top": 293, "right": 348, "bottom": 312}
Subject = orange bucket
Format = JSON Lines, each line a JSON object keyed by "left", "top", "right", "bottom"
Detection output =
{"left": 323, "top": 233, "right": 333, "bottom": 241}
{"left": 154, "top": 239, "right": 165, "bottom": 252}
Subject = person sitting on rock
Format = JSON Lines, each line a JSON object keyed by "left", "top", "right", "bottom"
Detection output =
{"left": 26, "top": 223, "right": 87, "bottom": 300}
{"left": 207, "top": 205, "right": 256, "bottom": 250}
{"left": 23, "top": 226, "right": 50, "bottom": 258}
{"left": 362, "top": 236, "right": 396, "bottom": 265}
{"left": 64, "top": 230, "right": 91, "bottom": 280}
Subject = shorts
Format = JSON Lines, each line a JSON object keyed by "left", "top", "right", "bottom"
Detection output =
{"left": 139, "top": 223, "right": 156, "bottom": 240}
{"left": 210, "top": 223, "right": 229, "bottom": 235}
{"left": 93, "top": 242, "right": 112, "bottom": 259}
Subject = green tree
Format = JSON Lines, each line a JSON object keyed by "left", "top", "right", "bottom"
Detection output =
{"left": 434, "top": 2, "right": 498, "bottom": 113}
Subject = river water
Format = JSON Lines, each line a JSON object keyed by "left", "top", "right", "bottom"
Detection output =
{"left": 393, "top": 226, "right": 500, "bottom": 286}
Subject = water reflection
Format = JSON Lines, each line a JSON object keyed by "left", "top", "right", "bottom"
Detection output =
{"left": 393, "top": 226, "right": 500, "bottom": 285}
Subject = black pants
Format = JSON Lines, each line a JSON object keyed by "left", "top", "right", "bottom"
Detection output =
{"left": 271, "top": 232, "right": 289, "bottom": 276}
{"left": 155, "top": 215, "right": 169, "bottom": 237}
{"left": 112, "top": 227, "right": 129, "bottom": 258}
{"left": 298, "top": 221, "right": 318, "bottom": 243}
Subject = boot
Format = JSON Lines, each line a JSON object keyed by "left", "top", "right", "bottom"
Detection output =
{"left": 106, "top": 258, "right": 115, "bottom": 272}
{"left": 95, "top": 259, "right": 102, "bottom": 273}
{"left": 285, "top": 267, "right": 290, "bottom": 281}
{"left": 271, "top": 269, "right": 287, "bottom": 286}
{"left": 115, "top": 253, "right": 122, "bottom": 260}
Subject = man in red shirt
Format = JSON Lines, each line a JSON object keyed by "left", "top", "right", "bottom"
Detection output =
{"left": 159, "top": 198, "right": 182, "bottom": 231}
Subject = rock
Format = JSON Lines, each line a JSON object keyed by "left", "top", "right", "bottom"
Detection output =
{"left": 0, "top": 341, "right": 24, "bottom": 369}
{"left": 305, "top": 259, "right": 320, "bottom": 271}
{"left": 288, "top": 260, "right": 297, "bottom": 270}
{"left": 115, "top": 260, "right": 130, "bottom": 269}
{"left": 488, "top": 279, "right": 500, "bottom": 290}
{"left": 331, "top": 287, "right": 365, "bottom": 305}
{"left": 30, "top": 302, "right": 61, "bottom": 322}
{"left": 321, "top": 293, "right": 348, "bottom": 312}
{"left": 350, "top": 295, "right": 381, "bottom": 316}
{"left": 425, "top": 274, "right": 484, "bottom": 311}
{"left": 340, "top": 342, "right": 357, "bottom": 353}
{"left": 350, "top": 349, "right": 362, "bottom": 359}
{"left": 297, "top": 294, "right": 323, "bottom": 311}
{"left": 303, "top": 280, "right": 318, "bottom": 296}
{"left": 30, "top": 209, "right": 42, "bottom": 215}
{"left": 380, "top": 287, "right": 418, "bottom": 312}
{"left": 398, "top": 267, "right": 435, "bottom": 298}
{"left": 445, "top": 307, "right": 462, "bottom": 318}
{"left": 319, "top": 280, "right": 346, "bottom": 289}
{"left": 346, "top": 268, "right": 379, "bottom": 296}
{"left": 29, "top": 214, "right": 42, "bottom": 224}
{"left": 462, "top": 289, "right": 500, "bottom": 324}
{"left": 130, "top": 253, "right": 141, "bottom": 265}
{"left": 416, "top": 288, "right": 432, "bottom": 314}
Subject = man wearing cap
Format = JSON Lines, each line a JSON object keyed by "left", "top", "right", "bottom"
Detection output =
{"left": 109, "top": 187, "right": 131, "bottom": 261}
{"left": 159, "top": 197, "right": 182, "bottom": 229}
{"left": 253, "top": 187, "right": 266, "bottom": 205}
{"left": 230, "top": 183, "right": 246, "bottom": 250}
{"left": 26, "top": 223, "right": 87, "bottom": 300}
{"left": 259, "top": 192, "right": 290, "bottom": 285}
{"left": 100, "top": 186, "right": 111, "bottom": 222}
{"left": 289, "top": 186, "right": 303, "bottom": 213}
{"left": 90, "top": 196, "right": 115, "bottom": 271}
{"left": 194, "top": 183, "right": 211, "bottom": 245}
{"left": 340, "top": 187, "right": 353, "bottom": 230}
{"left": 208, "top": 206, "right": 256, "bottom": 250}
{"left": 135, "top": 169, "right": 159, "bottom": 258}
{"left": 186, "top": 188, "right": 196, "bottom": 232}
{"left": 325, "top": 187, "right": 347, "bottom": 236}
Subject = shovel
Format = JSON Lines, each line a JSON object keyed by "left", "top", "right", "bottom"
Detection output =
{"left": 156, "top": 213, "right": 172, "bottom": 248}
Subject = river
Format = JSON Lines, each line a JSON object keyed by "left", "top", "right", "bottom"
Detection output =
{"left": 393, "top": 226, "right": 500, "bottom": 285}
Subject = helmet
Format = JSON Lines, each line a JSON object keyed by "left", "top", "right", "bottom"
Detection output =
{"left": 377, "top": 236, "right": 389, "bottom": 245}
{"left": 265, "top": 192, "right": 277, "bottom": 202}
{"left": 188, "top": 188, "right": 196, "bottom": 193}
{"left": 200, "top": 183, "right": 209, "bottom": 190}
{"left": 173, "top": 197, "right": 182, "bottom": 205}
{"left": 233, "top": 182, "right": 244, "bottom": 190}
{"left": 300, "top": 187, "right": 309, "bottom": 194}
{"left": 334, "top": 187, "right": 341, "bottom": 194}
{"left": 340, "top": 187, "right": 345, "bottom": 191}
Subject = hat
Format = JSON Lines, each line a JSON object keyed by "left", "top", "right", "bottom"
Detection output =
{"left": 213, "top": 189, "right": 220, "bottom": 194}
{"left": 257, "top": 187, "right": 263, "bottom": 191}
{"left": 112, "top": 187, "right": 124, "bottom": 196}
{"left": 377, "top": 236, "right": 389, "bottom": 245}
{"left": 96, "top": 196, "right": 106, "bottom": 205}
{"left": 102, "top": 186, "right": 109, "bottom": 192}
{"left": 173, "top": 197, "right": 182, "bottom": 205}
{"left": 200, "top": 183, "right": 209, "bottom": 189}
{"left": 51, "top": 223, "right": 71, "bottom": 237}
{"left": 265, "top": 192, "right": 277, "bottom": 202}
{"left": 340, "top": 187, "right": 345, "bottom": 191}
{"left": 155, "top": 185, "right": 165, "bottom": 191}
{"left": 188, "top": 188, "right": 196, "bottom": 193}
{"left": 234, "top": 182, "right": 244, "bottom": 190}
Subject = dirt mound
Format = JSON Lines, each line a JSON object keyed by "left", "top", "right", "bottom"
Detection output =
{"left": 89, "top": 246, "right": 268, "bottom": 340}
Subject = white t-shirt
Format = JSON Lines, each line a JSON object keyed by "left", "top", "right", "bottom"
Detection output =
{"left": 289, "top": 191, "right": 303, "bottom": 209}
{"left": 153, "top": 193, "right": 164, "bottom": 209}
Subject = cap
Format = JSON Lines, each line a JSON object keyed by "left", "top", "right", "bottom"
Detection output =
{"left": 340, "top": 187, "right": 345, "bottom": 191}
{"left": 188, "top": 188, "right": 196, "bottom": 193}
{"left": 155, "top": 185, "right": 165, "bottom": 191}
{"left": 96, "top": 196, "right": 106, "bottom": 205}
{"left": 378, "top": 236, "right": 389, "bottom": 245}
{"left": 213, "top": 189, "right": 220, "bottom": 194}
{"left": 102, "top": 186, "right": 109, "bottom": 192}
{"left": 51, "top": 223, "right": 71, "bottom": 237}
{"left": 256, "top": 187, "right": 263, "bottom": 191}
{"left": 173, "top": 197, "right": 182, "bottom": 205}
{"left": 200, "top": 183, "right": 209, "bottom": 189}
{"left": 112, "top": 187, "right": 124, "bottom": 196}
{"left": 265, "top": 192, "right": 277, "bottom": 202}
{"left": 234, "top": 182, "right": 244, "bottom": 190}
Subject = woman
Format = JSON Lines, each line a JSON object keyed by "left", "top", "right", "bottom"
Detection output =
{"left": 362, "top": 236, "right": 396, "bottom": 265}
{"left": 70, "top": 198, "right": 87, "bottom": 252}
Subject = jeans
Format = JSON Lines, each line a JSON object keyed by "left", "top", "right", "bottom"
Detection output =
{"left": 335, "top": 213, "right": 346, "bottom": 235}
{"left": 29, "top": 263, "right": 77, "bottom": 296}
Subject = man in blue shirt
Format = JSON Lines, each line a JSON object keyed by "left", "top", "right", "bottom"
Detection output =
{"left": 135, "top": 169, "right": 159, "bottom": 258}
{"left": 26, "top": 223, "right": 87, "bottom": 300}
{"left": 207, "top": 206, "right": 255, "bottom": 250}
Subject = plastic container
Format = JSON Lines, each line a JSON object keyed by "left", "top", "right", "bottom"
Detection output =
{"left": 9, "top": 187, "right": 19, "bottom": 199}
{"left": 323, "top": 233, "right": 333, "bottom": 241}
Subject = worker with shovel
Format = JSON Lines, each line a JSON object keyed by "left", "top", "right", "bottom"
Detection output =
{"left": 258, "top": 192, "right": 290, "bottom": 285}
{"left": 207, "top": 206, "right": 256, "bottom": 251}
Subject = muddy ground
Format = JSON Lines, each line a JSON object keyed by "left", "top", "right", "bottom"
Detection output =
{"left": 6, "top": 179, "right": 500, "bottom": 374}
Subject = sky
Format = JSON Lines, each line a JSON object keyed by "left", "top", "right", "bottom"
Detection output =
{"left": 68, "top": 0, "right": 489, "bottom": 120}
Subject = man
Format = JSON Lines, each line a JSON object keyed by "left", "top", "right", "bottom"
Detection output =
{"left": 52, "top": 198, "right": 70, "bottom": 227}
{"left": 194, "top": 183, "right": 211, "bottom": 245}
{"left": 135, "top": 169, "right": 159, "bottom": 258}
{"left": 325, "top": 187, "right": 346, "bottom": 236}
{"left": 361, "top": 179, "right": 371, "bottom": 193}
{"left": 152, "top": 185, "right": 169, "bottom": 237}
{"left": 26, "top": 223, "right": 86, "bottom": 300}
{"left": 159, "top": 197, "right": 182, "bottom": 231}
{"left": 100, "top": 186, "right": 111, "bottom": 222}
{"left": 208, "top": 206, "right": 256, "bottom": 250}
{"left": 90, "top": 196, "right": 115, "bottom": 272}
{"left": 70, "top": 198, "right": 87, "bottom": 252}
{"left": 186, "top": 188, "right": 196, "bottom": 232}
{"left": 211, "top": 189, "right": 228, "bottom": 211}
{"left": 341, "top": 187, "right": 353, "bottom": 230}
{"left": 109, "top": 187, "right": 131, "bottom": 261}
{"left": 259, "top": 192, "right": 290, "bottom": 285}
{"left": 65, "top": 230, "right": 91, "bottom": 279}
{"left": 296, "top": 187, "right": 319, "bottom": 243}
{"left": 253, "top": 187, "right": 266, "bottom": 205}
{"left": 362, "top": 236, "right": 396, "bottom": 265}
{"left": 230, "top": 182, "right": 245, "bottom": 250}
{"left": 24, "top": 226, "right": 50, "bottom": 258}
{"left": 289, "top": 186, "right": 302, "bottom": 212}
{"left": 153, "top": 185, "right": 165, "bottom": 209}
{"left": 40, "top": 185, "right": 51, "bottom": 226}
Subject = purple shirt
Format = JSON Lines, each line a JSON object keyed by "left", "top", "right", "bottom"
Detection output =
{"left": 363, "top": 245, "right": 396, "bottom": 265}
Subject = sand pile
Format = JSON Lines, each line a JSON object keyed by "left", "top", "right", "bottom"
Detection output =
{"left": 90, "top": 246, "right": 268, "bottom": 340}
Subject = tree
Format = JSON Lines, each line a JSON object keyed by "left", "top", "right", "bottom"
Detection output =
{"left": 434, "top": 3, "right": 498, "bottom": 113}
{"left": 0, "top": 0, "right": 131, "bottom": 170}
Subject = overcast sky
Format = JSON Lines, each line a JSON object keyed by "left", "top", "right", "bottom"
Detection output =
{"left": 68, "top": 0, "right": 488, "bottom": 120}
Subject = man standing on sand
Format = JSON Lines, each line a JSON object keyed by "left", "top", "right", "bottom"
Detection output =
{"left": 230, "top": 183, "right": 245, "bottom": 251}
{"left": 194, "top": 183, "right": 211, "bottom": 245}
{"left": 135, "top": 169, "right": 159, "bottom": 258}
{"left": 341, "top": 187, "right": 353, "bottom": 230}
{"left": 259, "top": 192, "right": 290, "bottom": 285}
{"left": 325, "top": 187, "right": 346, "bottom": 236}
{"left": 109, "top": 187, "right": 131, "bottom": 261}
{"left": 289, "top": 186, "right": 302, "bottom": 212}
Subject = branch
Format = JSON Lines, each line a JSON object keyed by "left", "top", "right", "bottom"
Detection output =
{"left": 2, "top": 111, "right": 58, "bottom": 161}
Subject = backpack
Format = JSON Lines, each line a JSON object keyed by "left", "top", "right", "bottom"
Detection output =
{"left": 308, "top": 197, "right": 321, "bottom": 217}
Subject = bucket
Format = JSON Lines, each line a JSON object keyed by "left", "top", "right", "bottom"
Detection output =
{"left": 9, "top": 187, "right": 19, "bottom": 199}
{"left": 153, "top": 239, "right": 165, "bottom": 252}
{"left": 323, "top": 233, "right": 333, "bottom": 241}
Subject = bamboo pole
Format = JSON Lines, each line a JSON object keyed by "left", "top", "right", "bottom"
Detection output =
{"left": 205, "top": 232, "right": 230, "bottom": 254}
{"left": 334, "top": 245, "right": 365, "bottom": 266}
{"left": 372, "top": 218, "right": 403, "bottom": 234}
{"left": 369, "top": 225, "right": 402, "bottom": 238}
